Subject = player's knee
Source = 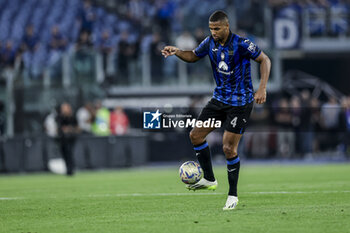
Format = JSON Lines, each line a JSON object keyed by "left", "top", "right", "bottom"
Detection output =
{"left": 223, "top": 144, "right": 237, "bottom": 158}
{"left": 189, "top": 130, "right": 203, "bottom": 145}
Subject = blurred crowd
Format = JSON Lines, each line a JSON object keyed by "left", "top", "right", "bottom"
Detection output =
{"left": 44, "top": 101, "right": 130, "bottom": 138}
{"left": 0, "top": 0, "right": 227, "bottom": 85}
{"left": 43, "top": 101, "right": 130, "bottom": 175}
{"left": 1, "top": 0, "right": 349, "bottom": 85}
{"left": 245, "top": 90, "right": 350, "bottom": 159}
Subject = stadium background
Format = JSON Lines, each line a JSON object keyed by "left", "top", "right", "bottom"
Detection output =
{"left": 0, "top": 0, "right": 349, "bottom": 172}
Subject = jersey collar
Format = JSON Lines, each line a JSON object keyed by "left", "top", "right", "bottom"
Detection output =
{"left": 224, "top": 31, "right": 234, "bottom": 46}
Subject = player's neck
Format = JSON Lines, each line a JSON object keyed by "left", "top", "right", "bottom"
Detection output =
{"left": 219, "top": 31, "right": 230, "bottom": 46}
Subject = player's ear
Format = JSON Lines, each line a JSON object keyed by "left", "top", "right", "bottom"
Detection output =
{"left": 224, "top": 22, "right": 229, "bottom": 29}
{"left": 224, "top": 18, "right": 229, "bottom": 27}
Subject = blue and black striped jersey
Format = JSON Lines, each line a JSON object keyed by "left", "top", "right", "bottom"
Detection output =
{"left": 194, "top": 32, "right": 261, "bottom": 106}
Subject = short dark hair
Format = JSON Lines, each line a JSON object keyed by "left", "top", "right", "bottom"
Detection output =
{"left": 209, "top": 10, "right": 228, "bottom": 22}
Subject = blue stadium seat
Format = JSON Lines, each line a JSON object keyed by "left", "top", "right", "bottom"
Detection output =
{"left": 306, "top": 5, "right": 327, "bottom": 36}
{"left": 330, "top": 3, "right": 349, "bottom": 36}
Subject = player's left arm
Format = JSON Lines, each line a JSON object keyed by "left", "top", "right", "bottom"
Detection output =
{"left": 254, "top": 51, "right": 271, "bottom": 104}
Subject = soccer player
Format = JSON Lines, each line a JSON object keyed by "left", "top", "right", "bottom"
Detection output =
{"left": 161, "top": 10, "right": 271, "bottom": 210}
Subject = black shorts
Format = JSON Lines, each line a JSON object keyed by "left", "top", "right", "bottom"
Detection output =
{"left": 197, "top": 98, "right": 254, "bottom": 134}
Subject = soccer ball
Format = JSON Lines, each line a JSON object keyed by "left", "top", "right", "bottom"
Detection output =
{"left": 179, "top": 161, "right": 203, "bottom": 184}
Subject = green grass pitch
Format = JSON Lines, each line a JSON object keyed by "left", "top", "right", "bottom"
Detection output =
{"left": 1, "top": 163, "right": 350, "bottom": 233}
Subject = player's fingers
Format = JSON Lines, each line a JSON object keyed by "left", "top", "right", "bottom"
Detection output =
{"left": 169, "top": 47, "right": 177, "bottom": 53}
{"left": 162, "top": 50, "right": 171, "bottom": 57}
{"left": 166, "top": 51, "right": 176, "bottom": 56}
{"left": 162, "top": 49, "right": 174, "bottom": 56}
{"left": 164, "top": 46, "right": 175, "bottom": 52}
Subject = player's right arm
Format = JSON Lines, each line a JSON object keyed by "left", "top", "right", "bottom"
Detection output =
{"left": 161, "top": 46, "right": 200, "bottom": 63}
{"left": 162, "top": 36, "right": 210, "bottom": 62}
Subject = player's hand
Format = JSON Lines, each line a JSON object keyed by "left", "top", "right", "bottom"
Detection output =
{"left": 161, "top": 46, "right": 179, "bottom": 58}
{"left": 254, "top": 88, "right": 267, "bottom": 104}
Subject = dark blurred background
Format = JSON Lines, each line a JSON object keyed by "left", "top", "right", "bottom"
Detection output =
{"left": 0, "top": 0, "right": 349, "bottom": 173}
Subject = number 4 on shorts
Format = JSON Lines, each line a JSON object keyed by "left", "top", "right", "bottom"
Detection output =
{"left": 231, "top": 117, "right": 237, "bottom": 128}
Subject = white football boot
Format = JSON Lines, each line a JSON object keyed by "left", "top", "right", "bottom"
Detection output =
{"left": 186, "top": 178, "right": 218, "bottom": 191}
{"left": 222, "top": 195, "right": 239, "bottom": 210}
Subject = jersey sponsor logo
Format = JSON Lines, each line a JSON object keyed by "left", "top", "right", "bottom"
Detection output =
{"left": 212, "top": 48, "right": 218, "bottom": 52}
{"left": 218, "top": 61, "right": 228, "bottom": 71}
{"left": 217, "top": 52, "right": 231, "bottom": 75}
{"left": 216, "top": 68, "right": 234, "bottom": 75}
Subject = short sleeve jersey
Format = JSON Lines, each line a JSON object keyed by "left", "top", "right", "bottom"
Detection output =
{"left": 194, "top": 32, "right": 261, "bottom": 106}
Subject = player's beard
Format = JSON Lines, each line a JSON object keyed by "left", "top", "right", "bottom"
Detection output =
{"left": 213, "top": 36, "right": 220, "bottom": 41}
{"left": 214, "top": 36, "right": 224, "bottom": 44}
{"left": 212, "top": 32, "right": 224, "bottom": 42}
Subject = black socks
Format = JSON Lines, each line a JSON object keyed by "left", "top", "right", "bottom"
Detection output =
{"left": 227, "top": 156, "right": 240, "bottom": 196}
{"left": 193, "top": 141, "right": 215, "bottom": 182}
{"left": 193, "top": 141, "right": 240, "bottom": 196}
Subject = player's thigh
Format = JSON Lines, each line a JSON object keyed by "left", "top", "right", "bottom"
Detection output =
{"left": 197, "top": 98, "right": 226, "bottom": 126}
{"left": 224, "top": 101, "right": 254, "bottom": 134}
{"left": 191, "top": 99, "right": 226, "bottom": 143}
{"left": 190, "top": 125, "right": 217, "bottom": 143}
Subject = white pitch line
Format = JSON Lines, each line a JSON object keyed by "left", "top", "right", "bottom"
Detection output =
{"left": 89, "top": 190, "right": 350, "bottom": 198}
{"left": 89, "top": 192, "right": 226, "bottom": 198}
{"left": 0, "top": 197, "right": 20, "bottom": 200}
{"left": 2, "top": 190, "right": 349, "bottom": 200}
{"left": 246, "top": 190, "right": 350, "bottom": 194}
